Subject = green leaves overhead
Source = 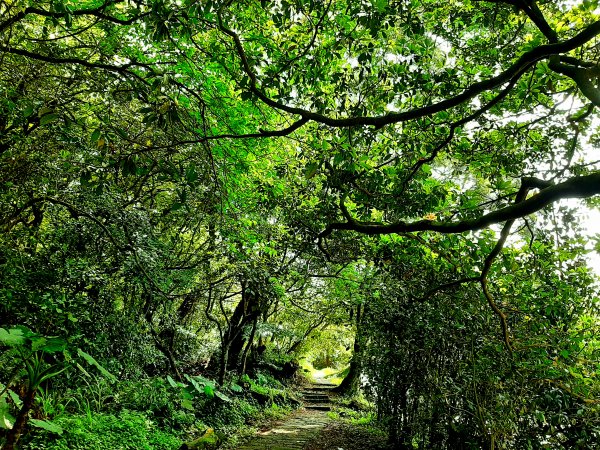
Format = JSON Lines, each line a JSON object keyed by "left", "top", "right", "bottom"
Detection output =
{"left": 0, "top": 0, "right": 599, "bottom": 447}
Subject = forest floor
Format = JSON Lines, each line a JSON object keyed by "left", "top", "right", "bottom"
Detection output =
{"left": 235, "top": 382, "right": 391, "bottom": 450}
{"left": 235, "top": 408, "right": 331, "bottom": 450}
{"left": 303, "top": 421, "right": 391, "bottom": 450}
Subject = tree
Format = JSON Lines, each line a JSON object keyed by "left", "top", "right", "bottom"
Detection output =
{"left": 1, "top": 1, "right": 600, "bottom": 448}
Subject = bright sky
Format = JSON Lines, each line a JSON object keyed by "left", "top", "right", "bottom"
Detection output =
{"left": 574, "top": 201, "right": 600, "bottom": 273}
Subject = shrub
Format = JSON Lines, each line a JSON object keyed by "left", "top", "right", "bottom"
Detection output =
{"left": 22, "top": 410, "right": 181, "bottom": 450}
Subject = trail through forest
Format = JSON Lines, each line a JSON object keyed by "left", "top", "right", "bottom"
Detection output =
{"left": 236, "top": 383, "right": 333, "bottom": 450}
{"left": 2, "top": 0, "right": 600, "bottom": 448}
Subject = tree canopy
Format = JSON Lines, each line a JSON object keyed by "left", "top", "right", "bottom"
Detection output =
{"left": 1, "top": 0, "right": 600, "bottom": 448}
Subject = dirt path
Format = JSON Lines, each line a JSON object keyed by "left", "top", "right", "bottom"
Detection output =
{"left": 235, "top": 383, "right": 334, "bottom": 450}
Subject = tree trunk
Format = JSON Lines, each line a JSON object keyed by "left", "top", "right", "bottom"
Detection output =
{"left": 3, "top": 387, "right": 36, "bottom": 450}
{"left": 222, "top": 283, "right": 263, "bottom": 372}
{"left": 151, "top": 326, "right": 182, "bottom": 380}
{"left": 333, "top": 304, "right": 363, "bottom": 395}
{"left": 240, "top": 318, "right": 257, "bottom": 375}
{"left": 219, "top": 341, "right": 230, "bottom": 385}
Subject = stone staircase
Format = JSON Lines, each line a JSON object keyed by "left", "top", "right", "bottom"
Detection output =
{"left": 235, "top": 383, "right": 334, "bottom": 449}
{"left": 300, "top": 383, "right": 333, "bottom": 411}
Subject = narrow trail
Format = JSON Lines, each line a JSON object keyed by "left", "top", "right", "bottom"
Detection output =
{"left": 236, "top": 382, "right": 335, "bottom": 450}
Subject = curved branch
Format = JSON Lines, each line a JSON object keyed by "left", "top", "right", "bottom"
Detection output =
{"left": 41, "top": 197, "right": 128, "bottom": 251}
{"left": 0, "top": 2, "right": 149, "bottom": 33}
{"left": 413, "top": 276, "right": 480, "bottom": 303}
{"left": 478, "top": 181, "right": 534, "bottom": 351}
{"left": 319, "top": 173, "right": 596, "bottom": 238}
{"left": 475, "top": 0, "right": 557, "bottom": 42}
{"left": 550, "top": 60, "right": 600, "bottom": 106}
{"left": 218, "top": 6, "right": 600, "bottom": 129}
{"left": 0, "top": 46, "right": 153, "bottom": 84}
{"left": 401, "top": 75, "right": 520, "bottom": 191}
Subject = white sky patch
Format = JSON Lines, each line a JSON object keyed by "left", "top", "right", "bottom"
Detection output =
{"left": 566, "top": 199, "right": 600, "bottom": 273}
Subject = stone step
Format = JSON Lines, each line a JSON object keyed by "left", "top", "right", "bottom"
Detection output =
{"left": 236, "top": 409, "right": 331, "bottom": 450}
{"left": 302, "top": 394, "right": 329, "bottom": 402}
{"left": 304, "top": 404, "right": 331, "bottom": 411}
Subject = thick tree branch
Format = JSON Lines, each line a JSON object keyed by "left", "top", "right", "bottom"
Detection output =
{"left": 319, "top": 173, "right": 596, "bottom": 238}
{"left": 0, "top": 1, "right": 149, "bottom": 33}
{"left": 517, "top": 0, "right": 558, "bottom": 42}
{"left": 199, "top": 117, "right": 310, "bottom": 142}
{"left": 0, "top": 46, "right": 153, "bottom": 84}
{"left": 218, "top": 6, "right": 600, "bottom": 129}
{"left": 475, "top": 0, "right": 557, "bottom": 42}
{"left": 550, "top": 59, "right": 600, "bottom": 106}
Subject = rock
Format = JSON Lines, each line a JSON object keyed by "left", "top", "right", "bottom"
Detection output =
{"left": 179, "top": 428, "right": 222, "bottom": 450}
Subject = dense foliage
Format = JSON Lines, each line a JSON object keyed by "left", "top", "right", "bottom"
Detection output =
{"left": 1, "top": 0, "right": 600, "bottom": 448}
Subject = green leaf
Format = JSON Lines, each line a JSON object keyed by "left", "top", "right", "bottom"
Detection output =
{"left": 75, "top": 362, "right": 91, "bottom": 378}
{"left": 181, "top": 399, "right": 194, "bottom": 410}
{"left": 91, "top": 129, "right": 101, "bottom": 142}
{"left": 77, "top": 349, "right": 117, "bottom": 383}
{"left": 31, "top": 335, "right": 66, "bottom": 353}
{"left": 371, "top": 0, "right": 387, "bottom": 12}
{"left": 167, "top": 375, "right": 180, "bottom": 388}
{"left": 0, "top": 327, "right": 27, "bottom": 347}
{"left": 185, "top": 375, "right": 204, "bottom": 395}
{"left": 304, "top": 162, "right": 319, "bottom": 179}
{"left": 23, "top": 105, "right": 35, "bottom": 118}
{"left": 37, "top": 365, "right": 68, "bottom": 386}
{"left": 115, "top": 127, "right": 128, "bottom": 139}
{"left": 229, "top": 382, "right": 243, "bottom": 392}
{"left": 0, "top": 395, "right": 15, "bottom": 430}
{"left": 37, "top": 107, "right": 53, "bottom": 117}
{"left": 39, "top": 113, "right": 59, "bottom": 125}
{"left": 29, "top": 419, "right": 64, "bottom": 435}
{"left": 186, "top": 164, "right": 198, "bottom": 183}
{"left": 8, "top": 390, "right": 22, "bottom": 408}
{"left": 204, "top": 384, "right": 215, "bottom": 399}
{"left": 215, "top": 390, "right": 231, "bottom": 402}
{"left": 30, "top": 337, "right": 47, "bottom": 351}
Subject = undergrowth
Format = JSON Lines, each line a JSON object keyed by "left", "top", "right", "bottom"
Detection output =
{"left": 15, "top": 371, "right": 298, "bottom": 450}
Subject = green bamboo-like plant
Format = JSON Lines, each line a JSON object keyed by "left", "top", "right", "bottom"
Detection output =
{"left": 0, "top": 326, "right": 115, "bottom": 450}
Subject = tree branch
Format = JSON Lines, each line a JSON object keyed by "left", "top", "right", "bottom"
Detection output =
{"left": 319, "top": 173, "right": 594, "bottom": 238}
{"left": 0, "top": 1, "right": 149, "bottom": 33}
{"left": 217, "top": 5, "right": 600, "bottom": 129}
{"left": 0, "top": 46, "right": 153, "bottom": 85}
{"left": 478, "top": 180, "right": 537, "bottom": 351}
{"left": 549, "top": 59, "right": 600, "bottom": 107}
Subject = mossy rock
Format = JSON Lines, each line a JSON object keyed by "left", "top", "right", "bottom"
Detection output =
{"left": 179, "top": 428, "right": 222, "bottom": 450}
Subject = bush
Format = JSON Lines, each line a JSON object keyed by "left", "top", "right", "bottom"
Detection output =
{"left": 22, "top": 410, "right": 181, "bottom": 450}
{"left": 116, "top": 378, "right": 174, "bottom": 414}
